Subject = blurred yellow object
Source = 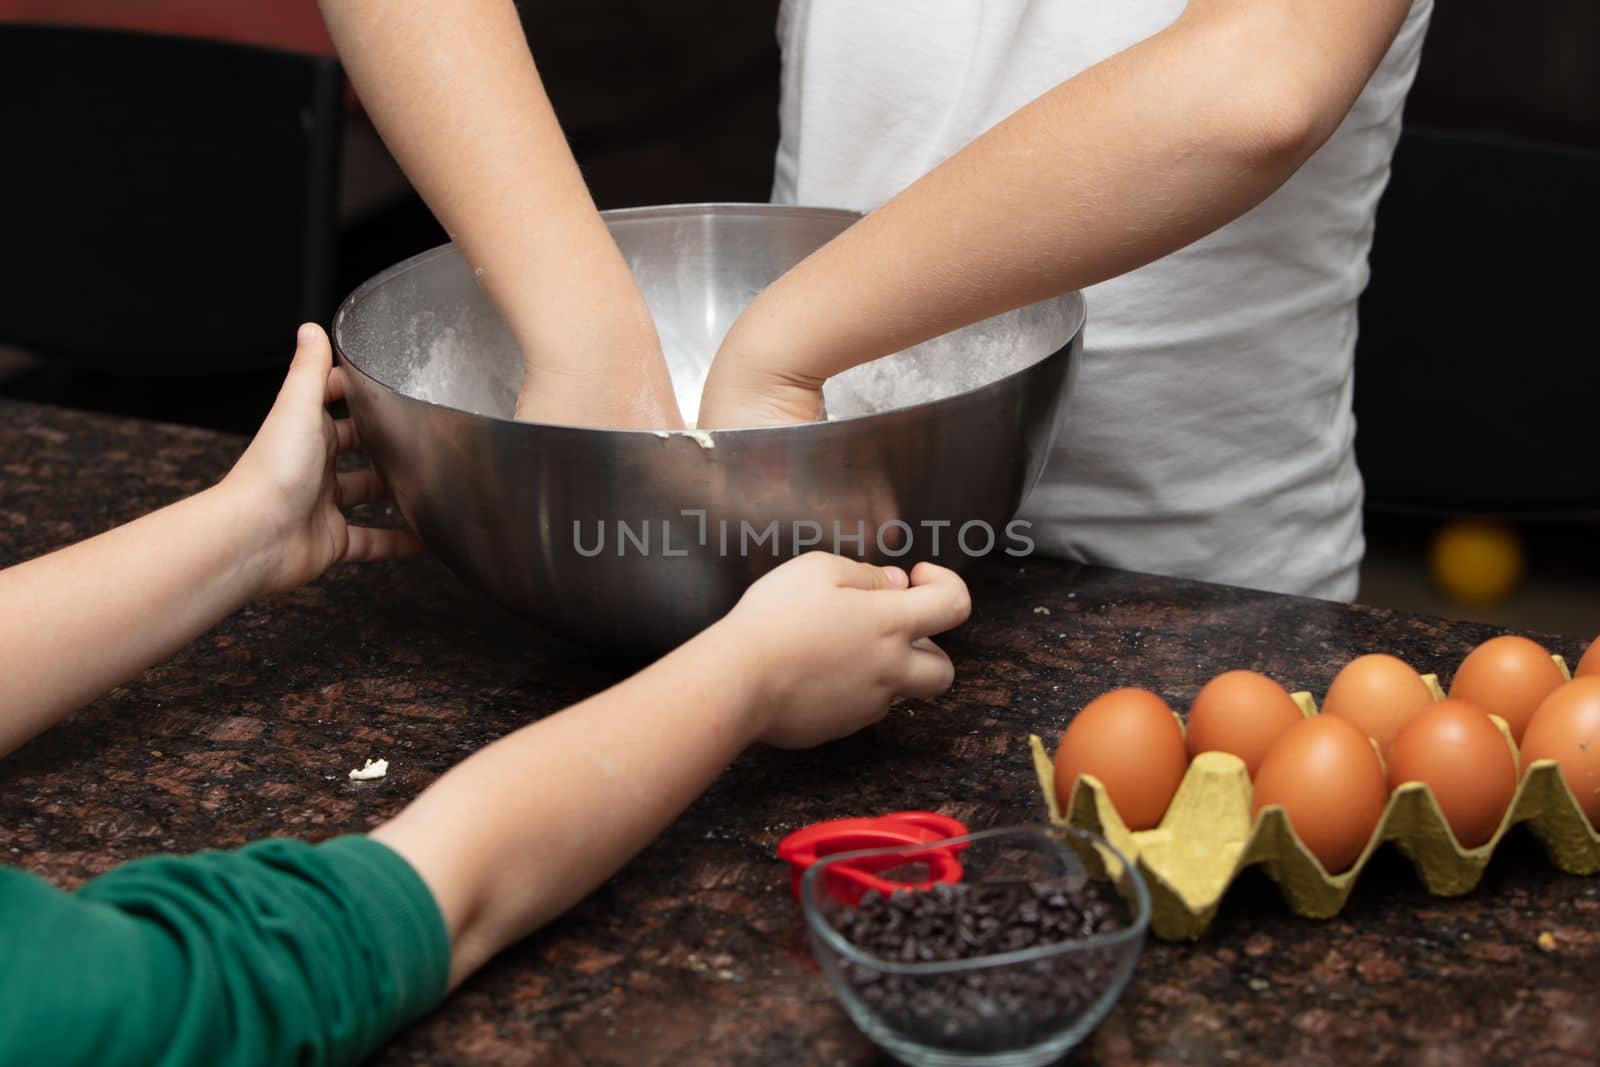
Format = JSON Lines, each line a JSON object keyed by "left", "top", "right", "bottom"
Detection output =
{"left": 1429, "top": 521, "right": 1523, "bottom": 605}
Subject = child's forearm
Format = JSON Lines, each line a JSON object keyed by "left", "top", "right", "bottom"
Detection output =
{"left": 372, "top": 556, "right": 970, "bottom": 987}
{"left": 0, "top": 484, "right": 272, "bottom": 756}
{"left": 318, "top": 0, "right": 676, "bottom": 424}
{"left": 713, "top": 0, "right": 1411, "bottom": 392}
{"left": 371, "top": 619, "right": 765, "bottom": 987}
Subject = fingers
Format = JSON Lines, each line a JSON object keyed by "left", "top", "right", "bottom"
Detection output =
{"left": 897, "top": 638, "right": 957, "bottom": 700}
{"left": 297, "top": 321, "right": 331, "bottom": 359}
{"left": 342, "top": 524, "right": 424, "bottom": 564}
{"left": 261, "top": 323, "right": 335, "bottom": 426}
{"left": 332, "top": 463, "right": 424, "bottom": 566}
{"left": 910, "top": 561, "right": 960, "bottom": 588}
{"left": 333, "top": 416, "right": 361, "bottom": 454}
{"left": 893, "top": 563, "right": 972, "bottom": 636}
{"left": 294, "top": 324, "right": 333, "bottom": 403}
{"left": 794, "top": 554, "right": 967, "bottom": 634}
{"left": 325, "top": 364, "right": 348, "bottom": 405}
{"left": 826, "top": 553, "right": 909, "bottom": 591}
{"left": 336, "top": 467, "right": 388, "bottom": 508}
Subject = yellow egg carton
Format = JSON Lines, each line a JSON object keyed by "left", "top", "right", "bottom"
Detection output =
{"left": 1028, "top": 661, "right": 1600, "bottom": 940}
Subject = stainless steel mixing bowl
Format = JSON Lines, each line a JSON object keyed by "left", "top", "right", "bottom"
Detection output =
{"left": 333, "top": 204, "right": 1084, "bottom": 650}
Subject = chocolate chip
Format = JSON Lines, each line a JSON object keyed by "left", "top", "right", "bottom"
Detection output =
{"left": 826, "top": 880, "right": 1128, "bottom": 1052}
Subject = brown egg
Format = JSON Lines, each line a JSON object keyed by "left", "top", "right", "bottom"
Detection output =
{"left": 1520, "top": 677, "right": 1600, "bottom": 826}
{"left": 1575, "top": 637, "right": 1600, "bottom": 679}
{"left": 1053, "top": 688, "right": 1188, "bottom": 831}
{"left": 1448, "top": 635, "right": 1566, "bottom": 743}
{"left": 1386, "top": 698, "right": 1517, "bottom": 848}
{"left": 1321, "top": 654, "right": 1436, "bottom": 754}
{"left": 1186, "top": 670, "right": 1305, "bottom": 777}
{"left": 1252, "top": 715, "right": 1387, "bottom": 873}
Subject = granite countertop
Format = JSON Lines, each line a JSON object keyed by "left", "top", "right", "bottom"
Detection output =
{"left": 1, "top": 398, "right": 1595, "bottom": 1066}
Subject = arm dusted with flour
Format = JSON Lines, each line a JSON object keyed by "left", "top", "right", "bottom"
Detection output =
{"left": 696, "top": 0, "right": 1413, "bottom": 428}
{"left": 319, "top": 0, "right": 682, "bottom": 428}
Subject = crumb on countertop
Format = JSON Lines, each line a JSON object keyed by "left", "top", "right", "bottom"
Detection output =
{"left": 349, "top": 758, "right": 389, "bottom": 782}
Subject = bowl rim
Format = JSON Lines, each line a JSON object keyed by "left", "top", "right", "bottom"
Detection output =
{"left": 800, "top": 823, "right": 1151, "bottom": 976}
{"left": 330, "top": 202, "right": 1086, "bottom": 436}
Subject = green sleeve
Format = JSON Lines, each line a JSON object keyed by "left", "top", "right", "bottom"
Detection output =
{"left": 0, "top": 835, "right": 450, "bottom": 1067}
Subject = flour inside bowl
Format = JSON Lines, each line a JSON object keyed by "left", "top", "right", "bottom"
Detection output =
{"left": 656, "top": 311, "right": 713, "bottom": 426}
{"left": 359, "top": 245, "right": 1042, "bottom": 428}
{"left": 390, "top": 306, "right": 520, "bottom": 418}
{"left": 390, "top": 309, "right": 1035, "bottom": 427}
{"left": 822, "top": 317, "right": 1033, "bottom": 419}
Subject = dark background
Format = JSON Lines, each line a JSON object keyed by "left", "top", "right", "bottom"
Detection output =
{"left": 0, "top": 0, "right": 1594, "bottom": 631}
{"left": 3, "top": 0, "right": 1594, "bottom": 428}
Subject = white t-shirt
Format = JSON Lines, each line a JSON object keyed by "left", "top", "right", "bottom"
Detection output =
{"left": 772, "top": 0, "right": 1433, "bottom": 601}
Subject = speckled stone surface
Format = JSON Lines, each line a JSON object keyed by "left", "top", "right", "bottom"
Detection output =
{"left": 2, "top": 398, "right": 1596, "bottom": 1066}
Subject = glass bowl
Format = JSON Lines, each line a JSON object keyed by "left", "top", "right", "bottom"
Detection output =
{"left": 800, "top": 825, "right": 1149, "bottom": 1067}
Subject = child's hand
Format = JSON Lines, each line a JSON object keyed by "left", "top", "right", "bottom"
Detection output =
{"left": 723, "top": 552, "right": 971, "bottom": 748}
{"left": 695, "top": 312, "right": 827, "bottom": 429}
{"left": 505, "top": 279, "right": 685, "bottom": 430}
{"left": 221, "top": 324, "right": 422, "bottom": 595}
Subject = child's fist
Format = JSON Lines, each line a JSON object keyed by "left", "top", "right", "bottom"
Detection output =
{"left": 725, "top": 552, "right": 971, "bottom": 748}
